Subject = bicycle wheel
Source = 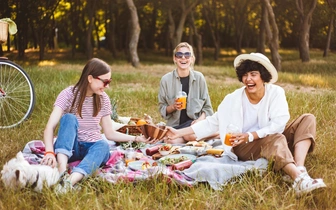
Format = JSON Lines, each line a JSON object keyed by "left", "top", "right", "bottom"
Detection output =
{"left": 0, "top": 59, "right": 35, "bottom": 128}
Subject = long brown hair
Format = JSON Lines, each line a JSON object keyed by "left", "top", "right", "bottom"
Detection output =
{"left": 70, "top": 58, "right": 111, "bottom": 118}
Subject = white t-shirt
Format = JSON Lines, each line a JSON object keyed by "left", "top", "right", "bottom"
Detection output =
{"left": 242, "top": 91, "right": 261, "bottom": 133}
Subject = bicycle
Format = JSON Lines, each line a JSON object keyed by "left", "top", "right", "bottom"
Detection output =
{"left": 0, "top": 20, "right": 35, "bottom": 129}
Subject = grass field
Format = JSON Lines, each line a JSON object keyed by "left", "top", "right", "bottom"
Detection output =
{"left": 1, "top": 48, "right": 336, "bottom": 209}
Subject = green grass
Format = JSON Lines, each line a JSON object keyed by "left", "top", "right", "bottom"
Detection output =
{"left": 1, "top": 48, "right": 336, "bottom": 209}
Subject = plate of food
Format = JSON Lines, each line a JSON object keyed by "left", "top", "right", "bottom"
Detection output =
{"left": 179, "top": 146, "right": 208, "bottom": 156}
{"left": 158, "top": 154, "right": 196, "bottom": 166}
{"left": 128, "top": 160, "right": 157, "bottom": 171}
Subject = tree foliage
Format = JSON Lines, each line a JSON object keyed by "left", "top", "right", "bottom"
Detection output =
{"left": 0, "top": 0, "right": 334, "bottom": 64}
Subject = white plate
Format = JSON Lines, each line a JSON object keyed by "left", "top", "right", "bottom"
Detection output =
{"left": 128, "top": 160, "right": 155, "bottom": 171}
{"left": 179, "top": 146, "right": 210, "bottom": 156}
{"left": 158, "top": 154, "right": 197, "bottom": 165}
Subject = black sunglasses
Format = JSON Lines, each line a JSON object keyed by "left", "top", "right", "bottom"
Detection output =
{"left": 93, "top": 76, "right": 112, "bottom": 87}
{"left": 175, "top": 52, "right": 191, "bottom": 59}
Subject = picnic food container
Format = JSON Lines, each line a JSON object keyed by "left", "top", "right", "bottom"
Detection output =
{"left": 117, "top": 117, "right": 142, "bottom": 135}
{"left": 139, "top": 124, "right": 168, "bottom": 140}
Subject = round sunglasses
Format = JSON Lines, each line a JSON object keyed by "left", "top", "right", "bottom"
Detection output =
{"left": 175, "top": 52, "right": 191, "bottom": 59}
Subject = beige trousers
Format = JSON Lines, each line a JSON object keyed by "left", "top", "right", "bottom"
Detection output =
{"left": 233, "top": 114, "right": 316, "bottom": 171}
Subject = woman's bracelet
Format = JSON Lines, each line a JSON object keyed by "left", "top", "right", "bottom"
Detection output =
{"left": 44, "top": 151, "right": 56, "bottom": 156}
{"left": 134, "top": 136, "right": 138, "bottom": 142}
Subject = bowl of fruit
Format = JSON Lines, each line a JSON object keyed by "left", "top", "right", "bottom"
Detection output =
{"left": 159, "top": 144, "right": 172, "bottom": 156}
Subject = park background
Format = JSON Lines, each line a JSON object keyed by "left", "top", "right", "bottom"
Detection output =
{"left": 1, "top": 0, "right": 336, "bottom": 209}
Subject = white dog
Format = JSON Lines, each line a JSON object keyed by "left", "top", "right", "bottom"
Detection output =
{"left": 1, "top": 151, "right": 60, "bottom": 192}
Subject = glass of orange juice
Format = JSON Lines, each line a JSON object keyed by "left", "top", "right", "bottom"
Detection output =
{"left": 224, "top": 124, "right": 240, "bottom": 146}
{"left": 176, "top": 91, "right": 187, "bottom": 110}
{"left": 125, "top": 148, "right": 136, "bottom": 166}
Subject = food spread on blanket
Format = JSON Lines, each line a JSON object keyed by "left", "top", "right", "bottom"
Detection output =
{"left": 158, "top": 154, "right": 196, "bottom": 165}
{"left": 159, "top": 155, "right": 189, "bottom": 165}
{"left": 171, "top": 159, "right": 193, "bottom": 171}
{"left": 21, "top": 139, "right": 267, "bottom": 191}
{"left": 206, "top": 149, "right": 224, "bottom": 156}
{"left": 159, "top": 143, "right": 172, "bottom": 151}
{"left": 185, "top": 141, "right": 210, "bottom": 147}
{"left": 120, "top": 141, "right": 147, "bottom": 150}
{"left": 141, "top": 161, "right": 158, "bottom": 170}
{"left": 179, "top": 141, "right": 213, "bottom": 156}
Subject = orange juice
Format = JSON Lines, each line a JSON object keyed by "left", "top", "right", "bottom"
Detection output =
{"left": 176, "top": 96, "right": 187, "bottom": 109}
{"left": 224, "top": 133, "right": 232, "bottom": 146}
{"left": 125, "top": 148, "right": 136, "bottom": 166}
{"left": 125, "top": 158, "right": 135, "bottom": 166}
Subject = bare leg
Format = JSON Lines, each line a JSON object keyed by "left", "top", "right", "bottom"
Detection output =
{"left": 293, "top": 139, "right": 311, "bottom": 167}
{"left": 164, "top": 137, "right": 185, "bottom": 144}
{"left": 282, "top": 163, "right": 301, "bottom": 180}
{"left": 183, "top": 132, "right": 220, "bottom": 142}
{"left": 182, "top": 134, "right": 197, "bottom": 142}
{"left": 57, "top": 153, "right": 83, "bottom": 186}
{"left": 68, "top": 172, "right": 84, "bottom": 186}
{"left": 57, "top": 153, "right": 68, "bottom": 175}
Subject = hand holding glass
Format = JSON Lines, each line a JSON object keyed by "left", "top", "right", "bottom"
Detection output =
{"left": 175, "top": 91, "right": 187, "bottom": 110}
{"left": 224, "top": 124, "right": 240, "bottom": 146}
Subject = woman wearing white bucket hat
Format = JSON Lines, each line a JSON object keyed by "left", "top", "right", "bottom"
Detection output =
{"left": 166, "top": 52, "right": 326, "bottom": 196}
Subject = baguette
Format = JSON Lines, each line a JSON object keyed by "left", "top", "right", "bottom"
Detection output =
{"left": 206, "top": 149, "right": 224, "bottom": 156}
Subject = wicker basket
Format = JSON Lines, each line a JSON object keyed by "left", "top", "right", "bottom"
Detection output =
{"left": 0, "top": 21, "right": 8, "bottom": 44}
{"left": 117, "top": 117, "right": 142, "bottom": 135}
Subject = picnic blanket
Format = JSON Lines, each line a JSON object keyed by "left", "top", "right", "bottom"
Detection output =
{"left": 21, "top": 139, "right": 268, "bottom": 190}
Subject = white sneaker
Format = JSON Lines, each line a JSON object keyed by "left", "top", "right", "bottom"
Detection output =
{"left": 54, "top": 180, "right": 74, "bottom": 194}
{"left": 292, "top": 173, "right": 326, "bottom": 197}
{"left": 282, "top": 166, "right": 307, "bottom": 183}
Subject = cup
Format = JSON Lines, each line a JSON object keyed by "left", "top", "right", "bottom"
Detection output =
{"left": 224, "top": 124, "right": 240, "bottom": 146}
{"left": 176, "top": 91, "right": 187, "bottom": 110}
{"left": 125, "top": 148, "right": 136, "bottom": 166}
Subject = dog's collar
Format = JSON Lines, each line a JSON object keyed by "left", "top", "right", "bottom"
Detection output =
{"left": 30, "top": 172, "right": 39, "bottom": 189}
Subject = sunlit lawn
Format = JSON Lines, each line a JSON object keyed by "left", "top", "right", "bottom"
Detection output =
{"left": 1, "top": 48, "right": 336, "bottom": 209}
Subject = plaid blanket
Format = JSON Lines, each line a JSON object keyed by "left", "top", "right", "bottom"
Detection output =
{"left": 21, "top": 140, "right": 268, "bottom": 190}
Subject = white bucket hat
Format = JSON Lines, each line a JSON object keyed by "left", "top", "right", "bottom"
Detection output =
{"left": 233, "top": 52, "right": 278, "bottom": 83}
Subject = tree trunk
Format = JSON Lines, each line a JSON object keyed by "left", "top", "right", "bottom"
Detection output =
{"left": 125, "top": 0, "right": 141, "bottom": 68}
{"left": 189, "top": 12, "right": 203, "bottom": 65}
{"left": 323, "top": 12, "right": 334, "bottom": 57}
{"left": 257, "top": 1, "right": 266, "bottom": 54}
{"left": 16, "top": 0, "right": 28, "bottom": 60}
{"left": 296, "top": 0, "right": 317, "bottom": 62}
{"left": 167, "top": 8, "right": 177, "bottom": 48}
{"left": 85, "top": 0, "right": 96, "bottom": 60}
{"left": 202, "top": 2, "right": 220, "bottom": 61}
{"left": 105, "top": 0, "right": 117, "bottom": 57}
{"left": 166, "top": 0, "right": 202, "bottom": 50}
{"left": 39, "top": 30, "right": 45, "bottom": 60}
{"left": 233, "top": 1, "right": 249, "bottom": 54}
{"left": 262, "top": 0, "right": 281, "bottom": 71}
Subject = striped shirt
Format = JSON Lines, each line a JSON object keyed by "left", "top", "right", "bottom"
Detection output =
{"left": 54, "top": 86, "right": 112, "bottom": 142}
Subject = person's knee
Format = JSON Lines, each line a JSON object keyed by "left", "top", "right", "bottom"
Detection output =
{"left": 183, "top": 134, "right": 196, "bottom": 142}
{"left": 60, "top": 113, "right": 77, "bottom": 124}
{"left": 95, "top": 140, "right": 110, "bottom": 154}
{"left": 266, "top": 133, "right": 287, "bottom": 144}
{"left": 301, "top": 113, "right": 316, "bottom": 123}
